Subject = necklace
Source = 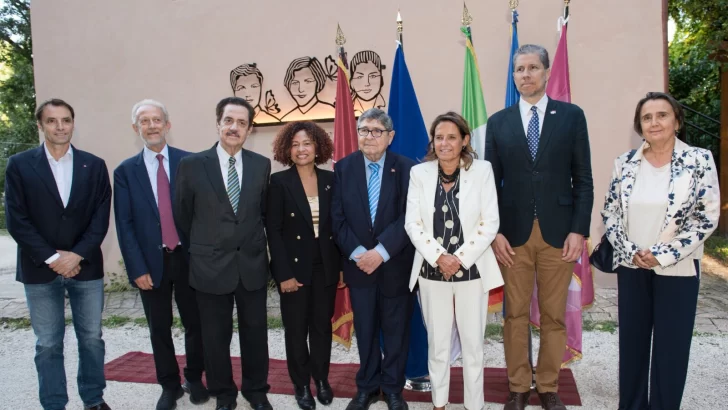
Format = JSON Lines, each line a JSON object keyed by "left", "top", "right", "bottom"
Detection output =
{"left": 438, "top": 162, "right": 460, "bottom": 184}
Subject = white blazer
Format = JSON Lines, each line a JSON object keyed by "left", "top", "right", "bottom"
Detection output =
{"left": 405, "top": 159, "right": 504, "bottom": 293}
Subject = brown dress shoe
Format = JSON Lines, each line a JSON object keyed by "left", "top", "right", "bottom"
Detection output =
{"left": 504, "top": 391, "right": 530, "bottom": 410}
{"left": 537, "top": 391, "right": 566, "bottom": 410}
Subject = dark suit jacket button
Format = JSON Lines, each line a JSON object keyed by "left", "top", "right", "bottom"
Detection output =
{"left": 235, "top": 221, "right": 239, "bottom": 225}
{"left": 237, "top": 247, "right": 241, "bottom": 251}
{"left": 533, "top": 171, "right": 538, "bottom": 175}
{"left": 530, "top": 199, "right": 534, "bottom": 203}
{"left": 61, "top": 215, "right": 67, "bottom": 220}
{"left": 158, "top": 245, "right": 162, "bottom": 250}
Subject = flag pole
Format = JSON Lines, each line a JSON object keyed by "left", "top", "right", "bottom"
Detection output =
{"left": 336, "top": 23, "right": 348, "bottom": 68}
{"left": 396, "top": 10, "right": 403, "bottom": 49}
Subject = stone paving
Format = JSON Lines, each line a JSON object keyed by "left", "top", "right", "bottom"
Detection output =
{"left": 2, "top": 271, "right": 728, "bottom": 334}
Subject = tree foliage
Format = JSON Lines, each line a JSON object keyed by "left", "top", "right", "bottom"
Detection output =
{"left": 667, "top": 0, "right": 725, "bottom": 156}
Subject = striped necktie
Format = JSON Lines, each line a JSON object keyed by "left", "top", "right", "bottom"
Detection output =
{"left": 367, "top": 163, "right": 380, "bottom": 224}
{"left": 227, "top": 156, "right": 240, "bottom": 214}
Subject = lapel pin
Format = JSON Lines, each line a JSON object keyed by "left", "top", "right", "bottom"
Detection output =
{"left": 83, "top": 164, "right": 87, "bottom": 168}
{"left": 325, "top": 185, "right": 331, "bottom": 191}
{"left": 391, "top": 168, "right": 396, "bottom": 173}
{"left": 550, "top": 110, "right": 556, "bottom": 115}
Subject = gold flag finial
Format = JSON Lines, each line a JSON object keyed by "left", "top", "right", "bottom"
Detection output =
{"left": 397, "top": 10, "right": 403, "bottom": 33}
{"left": 509, "top": 0, "right": 519, "bottom": 10}
{"left": 336, "top": 23, "right": 346, "bottom": 46}
{"left": 462, "top": 2, "right": 473, "bottom": 26}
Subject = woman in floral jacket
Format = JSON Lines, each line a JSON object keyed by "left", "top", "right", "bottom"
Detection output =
{"left": 601, "top": 92, "right": 720, "bottom": 410}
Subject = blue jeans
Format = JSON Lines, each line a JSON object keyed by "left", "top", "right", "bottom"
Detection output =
{"left": 25, "top": 276, "right": 106, "bottom": 410}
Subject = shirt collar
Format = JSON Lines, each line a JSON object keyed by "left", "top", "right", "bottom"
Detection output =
{"left": 44, "top": 142, "right": 73, "bottom": 162}
{"left": 216, "top": 142, "right": 243, "bottom": 167}
{"left": 518, "top": 93, "right": 549, "bottom": 117}
{"left": 363, "top": 151, "right": 387, "bottom": 169}
{"left": 143, "top": 144, "right": 169, "bottom": 164}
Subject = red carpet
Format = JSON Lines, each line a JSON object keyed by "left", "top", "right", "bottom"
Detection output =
{"left": 105, "top": 352, "right": 581, "bottom": 406}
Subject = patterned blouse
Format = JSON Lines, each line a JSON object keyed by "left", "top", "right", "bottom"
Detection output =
{"left": 420, "top": 178, "right": 480, "bottom": 282}
{"left": 308, "top": 196, "right": 319, "bottom": 238}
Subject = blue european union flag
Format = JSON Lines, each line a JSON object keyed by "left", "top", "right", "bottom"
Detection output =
{"left": 505, "top": 10, "right": 520, "bottom": 108}
{"left": 388, "top": 43, "right": 429, "bottom": 162}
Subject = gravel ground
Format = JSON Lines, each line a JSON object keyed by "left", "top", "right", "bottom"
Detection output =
{"left": 0, "top": 326, "right": 726, "bottom": 410}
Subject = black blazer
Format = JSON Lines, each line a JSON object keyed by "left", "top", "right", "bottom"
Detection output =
{"left": 485, "top": 97, "right": 594, "bottom": 248}
{"left": 331, "top": 150, "right": 415, "bottom": 297}
{"left": 114, "top": 146, "right": 190, "bottom": 288}
{"left": 4, "top": 145, "right": 112, "bottom": 284}
{"left": 266, "top": 167, "right": 340, "bottom": 288}
{"left": 173, "top": 143, "right": 271, "bottom": 294}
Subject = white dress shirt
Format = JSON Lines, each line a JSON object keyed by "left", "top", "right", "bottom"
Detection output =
{"left": 518, "top": 93, "right": 548, "bottom": 136}
{"left": 216, "top": 143, "right": 243, "bottom": 190}
{"left": 142, "top": 144, "right": 170, "bottom": 205}
{"left": 44, "top": 143, "right": 74, "bottom": 264}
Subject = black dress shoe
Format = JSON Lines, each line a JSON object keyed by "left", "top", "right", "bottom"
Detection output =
{"left": 182, "top": 379, "right": 211, "bottom": 404}
{"left": 314, "top": 379, "right": 334, "bottom": 405}
{"left": 294, "top": 385, "right": 316, "bottom": 410}
{"left": 248, "top": 395, "right": 273, "bottom": 410}
{"left": 86, "top": 403, "right": 111, "bottom": 410}
{"left": 156, "top": 387, "right": 184, "bottom": 410}
{"left": 383, "top": 392, "right": 409, "bottom": 410}
{"left": 215, "top": 400, "right": 237, "bottom": 410}
{"left": 536, "top": 391, "right": 567, "bottom": 410}
{"left": 345, "top": 390, "right": 380, "bottom": 410}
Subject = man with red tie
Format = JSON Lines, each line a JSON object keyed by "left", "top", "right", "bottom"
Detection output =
{"left": 114, "top": 99, "right": 209, "bottom": 410}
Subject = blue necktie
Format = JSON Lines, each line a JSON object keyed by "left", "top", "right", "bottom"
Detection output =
{"left": 367, "top": 163, "right": 380, "bottom": 224}
{"left": 527, "top": 106, "right": 540, "bottom": 159}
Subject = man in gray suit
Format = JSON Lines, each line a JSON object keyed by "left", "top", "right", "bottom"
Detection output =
{"left": 174, "top": 97, "right": 272, "bottom": 410}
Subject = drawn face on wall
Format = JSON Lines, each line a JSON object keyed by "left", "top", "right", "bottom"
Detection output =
{"left": 350, "top": 61, "right": 382, "bottom": 102}
{"left": 287, "top": 67, "right": 318, "bottom": 107}
{"left": 234, "top": 74, "right": 262, "bottom": 108}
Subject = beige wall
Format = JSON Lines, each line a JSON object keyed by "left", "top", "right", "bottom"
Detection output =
{"left": 30, "top": 0, "right": 665, "bottom": 279}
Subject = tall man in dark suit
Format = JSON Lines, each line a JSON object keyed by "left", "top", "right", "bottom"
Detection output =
{"left": 485, "top": 44, "right": 593, "bottom": 410}
{"left": 174, "top": 97, "right": 272, "bottom": 410}
{"left": 331, "top": 108, "right": 416, "bottom": 410}
{"left": 114, "top": 99, "right": 209, "bottom": 410}
{"left": 4, "top": 99, "right": 112, "bottom": 410}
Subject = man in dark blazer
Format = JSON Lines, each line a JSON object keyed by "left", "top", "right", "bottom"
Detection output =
{"left": 4, "top": 99, "right": 112, "bottom": 410}
{"left": 174, "top": 97, "right": 272, "bottom": 410}
{"left": 485, "top": 44, "right": 593, "bottom": 410}
{"left": 114, "top": 99, "right": 208, "bottom": 410}
{"left": 331, "top": 108, "right": 416, "bottom": 410}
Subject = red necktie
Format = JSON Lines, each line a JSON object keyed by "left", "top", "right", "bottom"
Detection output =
{"left": 156, "top": 154, "right": 179, "bottom": 250}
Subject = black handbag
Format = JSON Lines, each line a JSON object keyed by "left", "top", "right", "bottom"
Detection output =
{"left": 589, "top": 149, "right": 636, "bottom": 274}
{"left": 589, "top": 234, "right": 615, "bottom": 273}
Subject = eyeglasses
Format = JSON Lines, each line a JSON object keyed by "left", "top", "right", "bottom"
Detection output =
{"left": 357, "top": 128, "right": 389, "bottom": 138}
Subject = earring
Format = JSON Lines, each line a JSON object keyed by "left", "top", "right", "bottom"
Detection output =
{"left": 462, "top": 146, "right": 466, "bottom": 151}
{"left": 315, "top": 154, "right": 319, "bottom": 157}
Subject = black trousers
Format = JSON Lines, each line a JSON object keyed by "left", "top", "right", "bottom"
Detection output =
{"left": 616, "top": 264, "right": 700, "bottom": 410}
{"left": 139, "top": 248, "right": 204, "bottom": 390}
{"left": 196, "top": 280, "right": 270, "bottom": 406}
{"left": 279, "top": 242, "right": 337, "bottom": 387}
{"left": 349, "top": 285, "right": 413, "bottom": 395}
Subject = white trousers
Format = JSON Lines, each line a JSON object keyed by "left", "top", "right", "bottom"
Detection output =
{"left": 419, "top": 277, "right": 487, "bottom": 410}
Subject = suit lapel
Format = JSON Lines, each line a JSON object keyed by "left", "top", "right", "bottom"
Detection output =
{"left": 31, "top": 145, "right": 64, "bottom": 208}
{"left": 133, "top": 151, "right": 160, "bottom": 220}
{"left": 168, "top": 146, "right": 180, "bottom": 203}
{"left": 533, "top": 98, "right": 558, "bottom": 167}
{"left": 238, "top": 149, "right": 256, "bottom": 221}
{"left": 374, "top": 152, "right": 396, "bottom": 229}
{"left": 505, "top": 106, "right": 532, "bottom": 164}
{"left": 353, "top": 152, "right": 372, "bottom": 227}
{"left": 317, "top": 168, "right": 332, "bottom": 231}
{"left": 457, "top": 165, "right": 475, "bottom": 229}
{"left": 202, "top": 144, "right": 233, "bottom": 215}
{"left": 662, "top": 149, "right": 693, "bottom": 233}
{"left": 286, "top": 167, "right": 314, "bottom": 231}
{"left": 421, "top": 161, "right": 438, "bottom": 234}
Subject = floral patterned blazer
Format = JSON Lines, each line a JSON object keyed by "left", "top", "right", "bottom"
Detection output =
{"left": 601, "top": 138, "right": 720, "bottom": 276}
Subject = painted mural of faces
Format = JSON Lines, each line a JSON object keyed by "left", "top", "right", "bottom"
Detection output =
{"left": 230, "top": 64, "right": 264, "bottom": 108}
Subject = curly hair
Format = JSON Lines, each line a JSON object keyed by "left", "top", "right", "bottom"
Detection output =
{"left": 272, "top": 121, "right": 334, "bottom": 167}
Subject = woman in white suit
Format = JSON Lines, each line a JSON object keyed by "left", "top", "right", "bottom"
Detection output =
{"left": 405, "top": 112, "right": 504, "bottom": 410}
{"left": 602, "top": 92, "right": 719, "bottom": 410}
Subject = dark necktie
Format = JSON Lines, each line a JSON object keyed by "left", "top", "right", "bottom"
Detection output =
{"left": 156, "top": 154, "right": 179, "bottom": 250}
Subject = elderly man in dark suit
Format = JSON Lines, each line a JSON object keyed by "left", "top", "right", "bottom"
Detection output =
{"left": 485, "top": 44, "right": 593, "bottom": 410}
{"left": 331, "top": 108, "right": 416, "bottom": 410}
{"left": 114, "top": 99, "right": 208, "bottom": 410}
{"left": 5, "top": 99, "right": 112, "bottom": 410}
{"left": 174, "top": 97, "right": 272, "bottom": 410}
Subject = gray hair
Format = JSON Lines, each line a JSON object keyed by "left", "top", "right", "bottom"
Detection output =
{"left": 512, "top": 44, "right": 550, "bottom": 70}
{"left": 131, "top": 99, "right": 169, "bottom": 125}
{"left": 357, "top": 108, "right": 393, "bottom": 131}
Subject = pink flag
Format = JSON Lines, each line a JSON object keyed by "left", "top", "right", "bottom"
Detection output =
{"left": 530, "top": 20, "right": 595, "bottom": 366}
